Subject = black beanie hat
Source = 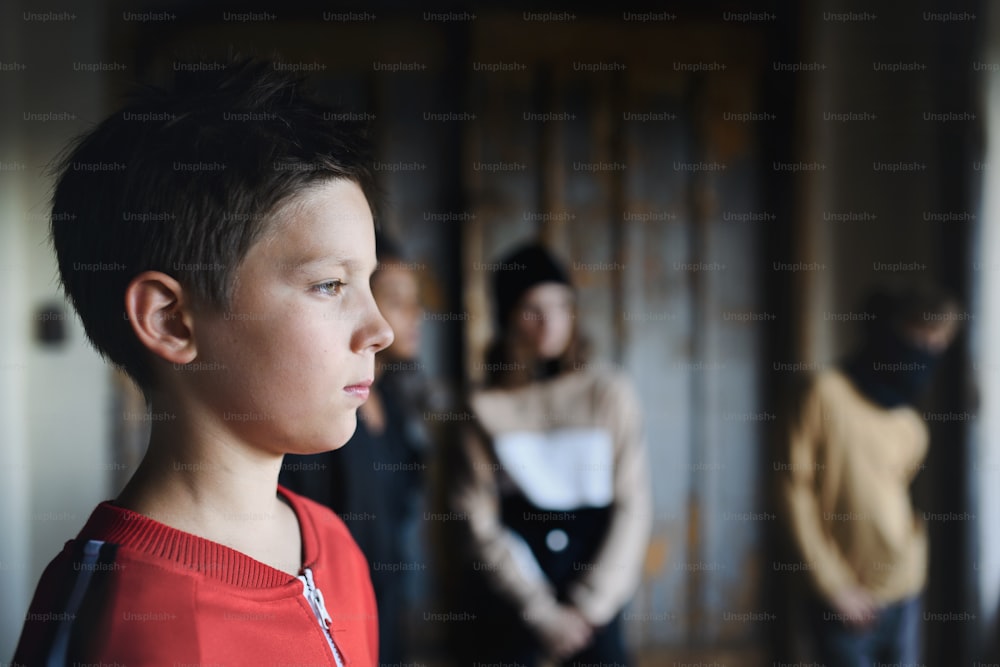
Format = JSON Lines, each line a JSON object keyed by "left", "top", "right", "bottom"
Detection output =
{"left": 492, "top": 243, "right": 572, "bottom": 329}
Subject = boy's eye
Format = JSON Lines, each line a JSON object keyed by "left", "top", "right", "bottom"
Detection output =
{"left": 314, "top": 280, "right": 345, "bottom": 296}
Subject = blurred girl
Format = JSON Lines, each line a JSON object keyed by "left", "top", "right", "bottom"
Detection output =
{"left": 452, "top": 243, "right": 652, "bottom": 666}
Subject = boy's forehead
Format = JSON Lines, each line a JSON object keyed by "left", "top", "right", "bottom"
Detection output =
{"left": 269, "top": 180, "right": 373, "bottom": 229}
{"left": 260, "top": 181, "right": 376, "bottom": 265}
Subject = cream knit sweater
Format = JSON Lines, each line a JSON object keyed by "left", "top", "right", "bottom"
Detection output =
{"left": 452, "top": 369, "right": 652, "bottom": 630}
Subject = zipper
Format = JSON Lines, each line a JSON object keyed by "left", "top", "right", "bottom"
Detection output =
{"left": 299, "top": 567, "right": 345, "bottom": 667}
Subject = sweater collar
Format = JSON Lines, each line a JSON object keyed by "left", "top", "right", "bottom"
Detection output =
{"left": 76, "top": 485, "right": 317, "bottom": 589}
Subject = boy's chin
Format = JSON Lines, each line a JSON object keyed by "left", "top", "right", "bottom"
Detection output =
{"left": 272, "top": 414, "right": 360, "bottom": 456}
{"left": 310, "top": 417, "right": 359, "bottom": 453}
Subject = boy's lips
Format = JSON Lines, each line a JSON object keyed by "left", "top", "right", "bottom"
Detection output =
{"left": 344, "top": 379, "right": 373, "bottom": 400}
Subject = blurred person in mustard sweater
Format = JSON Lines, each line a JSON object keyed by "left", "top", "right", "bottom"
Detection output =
{"left": 779, "top": 284, "right": 960, "bottom": 667}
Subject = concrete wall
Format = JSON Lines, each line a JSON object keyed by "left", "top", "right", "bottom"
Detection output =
{"left": 1, "top": 0, "right": 113, "bottom": 657}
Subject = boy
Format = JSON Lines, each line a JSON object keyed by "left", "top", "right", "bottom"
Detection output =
{"left": 778, "top": 285, "right": 959, "bottom": 666}
{"left": 13, "top": 60, "right": 393, "bottom": 665}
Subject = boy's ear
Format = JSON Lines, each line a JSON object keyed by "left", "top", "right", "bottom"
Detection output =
{"left": 124, "top": 271, "right": 198, "bottom": 364}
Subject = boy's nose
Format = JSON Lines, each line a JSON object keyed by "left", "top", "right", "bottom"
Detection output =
{"left": 367, "top": 305, "right": 395, "bottom": 353}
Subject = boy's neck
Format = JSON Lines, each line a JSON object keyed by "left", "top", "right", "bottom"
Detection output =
{"left": 115, "top": 400, "right": 303, "bottom": 576}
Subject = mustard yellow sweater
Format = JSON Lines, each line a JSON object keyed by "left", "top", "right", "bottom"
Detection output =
{"left": 779, "top": 369, "right": 929, "bottom": 605}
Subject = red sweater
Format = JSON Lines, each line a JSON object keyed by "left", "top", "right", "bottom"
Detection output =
{"left": 13, "top": 486, "right": 378, "bottom": 666}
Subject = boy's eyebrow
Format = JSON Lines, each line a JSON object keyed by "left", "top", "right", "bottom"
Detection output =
{"left": 281, "top": 253, "right": 372, "bottom": 275}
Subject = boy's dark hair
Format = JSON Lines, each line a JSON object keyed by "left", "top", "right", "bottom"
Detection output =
{"left": 861, "top": 282, "right": 960, "bottom": 336}
{"left": 51, "top": 59, "right": 377, "bottom": 392}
